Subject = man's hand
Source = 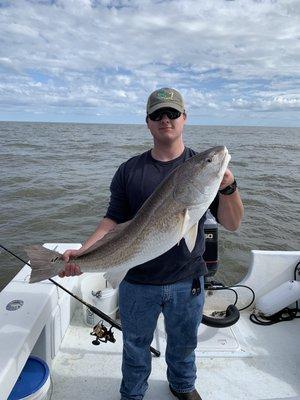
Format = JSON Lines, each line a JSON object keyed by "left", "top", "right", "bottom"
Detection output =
{"left": 58, "top": 249, "right": 83, "bottom": 278}
{"left": 219, "top": 168, "right": 234, "bottom": 190}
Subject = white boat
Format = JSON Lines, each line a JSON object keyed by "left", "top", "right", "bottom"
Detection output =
{"left": 0, "top": 244, "right": 299, "bottom": 400}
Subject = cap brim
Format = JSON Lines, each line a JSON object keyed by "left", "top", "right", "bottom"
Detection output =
{"left": 147, "top": 102, "right": 184, "bottom": 115}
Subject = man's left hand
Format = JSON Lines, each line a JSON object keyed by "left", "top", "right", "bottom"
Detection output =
{"left": 219, "top": 168, "right": 234, "bottom": 190}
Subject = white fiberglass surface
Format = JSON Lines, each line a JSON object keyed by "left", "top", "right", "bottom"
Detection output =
{"left": 50, "top": 308, "right": 300, "bottom": 400}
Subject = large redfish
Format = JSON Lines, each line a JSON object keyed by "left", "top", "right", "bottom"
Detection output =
{"left": 26, "top": 146, "right": 230, "bottom": 288}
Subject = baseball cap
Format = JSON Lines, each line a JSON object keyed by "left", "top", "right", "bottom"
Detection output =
{"left": 146, "top": 88, "right": 185, "bottom": 115}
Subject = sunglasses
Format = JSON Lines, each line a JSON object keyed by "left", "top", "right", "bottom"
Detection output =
{"left": 148, "top": 108, "right": 182, "bottom": 121}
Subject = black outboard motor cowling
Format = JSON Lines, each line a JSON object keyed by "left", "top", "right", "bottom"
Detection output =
{"left": 203, "top": 211, "right": 218, "bottom": 277}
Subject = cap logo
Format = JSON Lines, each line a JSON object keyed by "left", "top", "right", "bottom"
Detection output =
{"left": 156, "top": 89, "right": 174, "bottom": 101}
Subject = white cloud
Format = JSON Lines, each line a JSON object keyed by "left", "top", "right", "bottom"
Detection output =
{"left": 232, "top": 93, "right": 300, "bottom": 113}
{"left": 0, "top": 0, "right": 299, "bottom": 125}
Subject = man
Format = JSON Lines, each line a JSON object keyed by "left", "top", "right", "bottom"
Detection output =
{"left": 60, "top": 88, "right": 244, "bottom": 400}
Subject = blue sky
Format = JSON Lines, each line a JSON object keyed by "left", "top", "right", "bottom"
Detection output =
{"left": 0, "top": 0, "right": 300, "bottom": 126}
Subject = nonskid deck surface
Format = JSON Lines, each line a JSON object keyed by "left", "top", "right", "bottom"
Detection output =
{"left": 51, "top": 308, "right": 300, "bottom": 400}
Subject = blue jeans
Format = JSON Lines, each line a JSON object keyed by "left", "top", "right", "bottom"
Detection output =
{"left": 119, "top": 277, "right": 205, "bottom": 400}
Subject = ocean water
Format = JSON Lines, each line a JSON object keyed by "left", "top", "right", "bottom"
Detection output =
{"left": 0, "top": 121, "right": 299, "bottom": 291}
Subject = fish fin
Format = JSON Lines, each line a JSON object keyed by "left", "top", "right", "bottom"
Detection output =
{"left": 184, "top": 222, "right": 199, "bottom": 252}
{"left": 25, "top": 245, "right": 63, "bottom": 283}
{"left": 178, "top": 209, "right": 191, "bottom": 245}
{"left": 104, "top": 268, "right": 129, "bottom": 289}
{"left": 80, "top": 220, "right": 132, "bottom": 256}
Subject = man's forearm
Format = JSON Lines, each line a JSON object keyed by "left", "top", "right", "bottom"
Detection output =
{"left": 217, "top": 189, "right": 244, "bottom": 231}
{"left": 80, "top": 217, "right": 117, "bottom": 253}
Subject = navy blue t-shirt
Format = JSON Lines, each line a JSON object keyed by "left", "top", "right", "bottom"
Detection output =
{"left": 104, "top": 147, "right": 219, "bottom": 285}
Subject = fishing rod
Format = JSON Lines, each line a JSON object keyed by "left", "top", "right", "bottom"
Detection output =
{"left": 0, "top": 244, "right": 161, "bottom": 357}
{"left": 1, "top": 244, "right": 241, "bottom": 331}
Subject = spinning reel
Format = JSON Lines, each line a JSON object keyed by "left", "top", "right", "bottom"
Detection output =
{"left": 90, "top": 321, "right": 116, "bottom": 346}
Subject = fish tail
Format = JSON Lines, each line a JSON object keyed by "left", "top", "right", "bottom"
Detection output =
{"left": 25, "top": 245, "right": 63, "bottom": 283}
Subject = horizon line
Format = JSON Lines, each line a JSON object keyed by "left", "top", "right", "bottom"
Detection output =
{"left": 0, "top": 119, "right": 299, "bottom": 129}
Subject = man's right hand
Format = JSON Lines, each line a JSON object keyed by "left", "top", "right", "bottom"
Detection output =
{"left": 58, "top": 249, "right": 83, "bottom": 278}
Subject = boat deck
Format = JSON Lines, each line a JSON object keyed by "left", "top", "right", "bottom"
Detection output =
{"left": 51, "top": 307, "right": 300, "bottom": 400}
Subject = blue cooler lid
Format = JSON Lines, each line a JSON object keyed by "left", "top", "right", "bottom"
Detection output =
{"left": 8, "top": 356, "right": 50, "bottom": 400}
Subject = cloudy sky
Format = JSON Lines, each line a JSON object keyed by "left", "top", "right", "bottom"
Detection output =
{"left": 0, "top": 0, "right": 300, "bottom": 126}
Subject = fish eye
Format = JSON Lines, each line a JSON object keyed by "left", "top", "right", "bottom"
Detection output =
{"left": 206, "top": 157, "right": 212, "bottom": 163}
{"left": 51, "top": 256, "right": 59, "bottom": 263}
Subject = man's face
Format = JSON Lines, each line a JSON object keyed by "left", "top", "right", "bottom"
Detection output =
{"left": 146, "top": 108, "right": 186, "bottom": 145}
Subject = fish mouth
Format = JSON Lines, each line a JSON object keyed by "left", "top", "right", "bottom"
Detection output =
{"left": 217, "top": 146, "right": 231, "bottom": 177}
{"left": 223, "top": 146, "right": 231, "bottom": 163}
